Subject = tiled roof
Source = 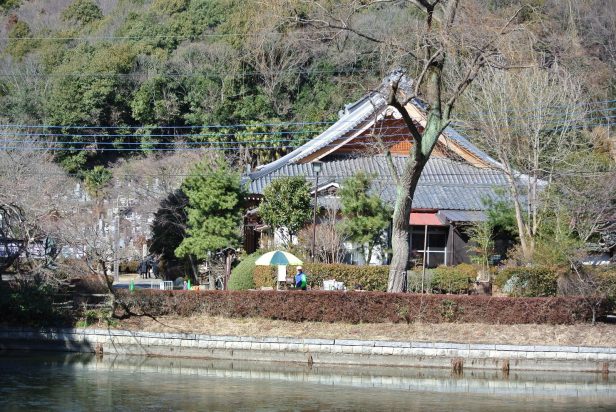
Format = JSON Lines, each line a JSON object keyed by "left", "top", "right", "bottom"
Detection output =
{"left": 248, "top": 72, "right": 500, "bottom": 183}
{"left": 249, "top": 91, "right": 388, "bottom": 181}
{"left": 439, "top": 210, "right": 488, "bottom": 223}
{"left": 245, "top": 71, "right": 511, "bottom": 214}
{"left": 248, "top": 156, "right": 508, "bottom": 212}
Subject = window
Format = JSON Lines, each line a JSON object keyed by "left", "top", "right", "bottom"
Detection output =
{"left": 410, "top": 226, "right": 449, "bottom": 268}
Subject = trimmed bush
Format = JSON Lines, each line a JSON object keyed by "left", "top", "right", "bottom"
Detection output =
{"left": 253, "top": 265, "right": 277, "bottom": 289}
{"left": 119, "top": 260, "right": 139, "bottom": 274}
{"left": 495, "top": 266, "right": 558, "bottom": 297}
{"left": 228, "top": 252, "right": 260, "bottom": 290}
{"left": 431, "top": 264, "right": 477, "bottom": 294}
{"left": 253, "top": 263, "right": 389, "bottom": 291}
{"left": 407, "top": 269, "right": 434, "bottom": 293}
{"left": 114, "top": 289, "right": 605, "bottom": 325}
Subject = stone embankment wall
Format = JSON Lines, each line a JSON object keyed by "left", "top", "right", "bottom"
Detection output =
{"left": 1, "top": 327, "right": 615, "bottom": 373}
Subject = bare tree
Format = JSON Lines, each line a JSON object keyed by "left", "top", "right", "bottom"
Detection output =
{"left": 108, "top": 151, "right": 204, "bottom": 258}
{"left": 0, "top": 135, "right": 77, "bottom": 277}
{"left": 246, "top": 30, "right": 310, "bottom": 116}
{"left": 285, "top": 0, "right": 527, "bottom": 291}
{"left": 555, "top": 152, "right": 616, "bottom": 247}
{"left": 297, "top": 204, "right": 348, "bottom": 263}
{"left": 463, "top": 66, "right": 584, "bottom": 261}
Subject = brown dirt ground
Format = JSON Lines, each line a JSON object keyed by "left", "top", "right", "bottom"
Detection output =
{"left": 115, "top": 316, "right": 616, "bottom": 347}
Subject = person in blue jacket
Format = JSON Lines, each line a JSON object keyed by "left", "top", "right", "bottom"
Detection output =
{"left": 294, "top": 266, "right": 307, "bottom": 290}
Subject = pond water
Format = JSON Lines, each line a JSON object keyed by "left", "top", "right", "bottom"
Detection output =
{"left": 1, "top": 351, "right": 615, "bottom": 411}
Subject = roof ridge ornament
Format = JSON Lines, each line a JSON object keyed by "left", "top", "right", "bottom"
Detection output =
{"left": 383, "top": 68, "right": 415, "bottom": 105}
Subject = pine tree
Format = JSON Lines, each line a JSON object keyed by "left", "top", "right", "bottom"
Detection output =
{"left": 340, "top": 172, "right": 391, "bottom": 264}
{"left": 175, "top": 160, "right": 244, "bottom": 260}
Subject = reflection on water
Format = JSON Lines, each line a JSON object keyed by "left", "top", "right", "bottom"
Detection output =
{"left": 0, "top": 351, "right": 615, "bottom": 411}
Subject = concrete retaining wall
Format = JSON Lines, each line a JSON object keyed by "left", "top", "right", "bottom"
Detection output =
{"left": 1, "top": 327, "right": 615, "bottom": 373}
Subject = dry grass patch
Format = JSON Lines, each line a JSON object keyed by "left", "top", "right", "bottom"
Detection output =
{"left": 116, "top": 316, "right": 616, "bottom": 347}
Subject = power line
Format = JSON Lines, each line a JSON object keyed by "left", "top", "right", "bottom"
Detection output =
{"left": 0, "top": 67, "right": 373, "bottom": 79}
{"left": 0, "top": 31, "right": 302, "bottom": 41}
{"left": 0, "top": 99, "right": 614, "bottom": 131}
{"left": 0, "top": 115, "right": 612, "bottom": 150}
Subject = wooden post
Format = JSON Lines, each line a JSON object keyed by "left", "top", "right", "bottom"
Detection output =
{"left": 421, "top": 224, "right": 428, "bottom": 294}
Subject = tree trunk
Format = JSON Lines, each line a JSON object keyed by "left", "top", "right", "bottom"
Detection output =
{"left": 387, "top": 155, "right": 428, "bottom": 292}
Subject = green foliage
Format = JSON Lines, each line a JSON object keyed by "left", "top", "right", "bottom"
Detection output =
{"left": 175, "top": 160, "right": 244, "bottom": 259}
{"left": 0, "top": 280, "right": 68, "bottom": 326}
{"left": 83, "top": 166, "right": 112, "bottom": 198}
{"left": 495, "top": 266, "right": 558, "bottom": 297}
{"left": 260, "top": 177, "right": 312, "bottom": 245}
{"left": 440, "top": 299, "right": 464, "bottom": 322}
{"left": 6, "top": 20, "right": 40, "bottom": 60}
{"left": 47, "top": 43, "right": 136, "bottom": 126}
{"left": 253, "top": 262, "right": 389, "bottom": 291}
{"left": 76, "top": 308, "right": 115, "bottom": 327}
{"left": 228, "top": 252, "right": 261, "bottom": 290}
{"left": 533, "top": 207, "right": 583, "bottom": 267}
{"left": 62, "top": 0, "right": 103, "bottom": 25}
{"left": 465, "top": 220, "right": 494, "bottom": 275}
{"left": 483, "top": 197, "right": 518, "bottom": 238}
{"left": 339, "top": 172, "right": 391, "bottom": 263}
{"left": 407, "top": 268, "right": 434, "bottom": 293}
{"left": 130, "top": 76, "right": 184, "bottom": 125}
{"left": 0, "top": 0, "right": 21, "bottom": 12}
{"left": 431, "top": 264, "right": 476, "bottom": 294}
{"left": 152, "top": 0, "right": 189, "bottom": 15}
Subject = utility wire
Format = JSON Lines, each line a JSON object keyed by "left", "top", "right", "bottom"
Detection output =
{"left": 1, "top": 111, "right": 612, "bottom": 140}
{"left": 0, "top": 100, "right": 613, "bottom": 131}
{"left": 0, "top": 116, "right": 612, "bottom": 150}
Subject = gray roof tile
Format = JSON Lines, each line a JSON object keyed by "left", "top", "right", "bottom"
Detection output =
{"left": 249, "top": 156, "right": 508, "bottom": 212}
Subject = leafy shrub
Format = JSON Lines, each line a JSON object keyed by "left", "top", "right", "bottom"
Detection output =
{"left": 253, "top": 263, "right": 389, "bottom": 291}
{"left": 228, "top": 252, "right": 260, "bottom": 290}
{"left": 431, "top": 264, "right": 476, "bottom": 294}
{"left": 495, "top": 266, "right": 558, "bottom": 297}
{"left": 0, "top": 281, "right": 70, "bottom": 326}
{"left": 62, "top": 0, "right": 103, "bottom": 25}
{"left": 305, "top": 263, "right": 389, "bottom": 291}
{"left": 407, "top": 269, "right": 434, "bottom": 293}
{"left": 6, "top": 20, "right": 40, "bottom": 59}
{"left": 152, "top": 0, "right": 189, "bottom": 14}
{"left": 115, "top": 289, "right": 604, "bottom": 325}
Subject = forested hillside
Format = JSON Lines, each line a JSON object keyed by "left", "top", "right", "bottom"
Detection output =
{"left": 1, "top": 0, "right": 614, "bottom": 173}
{"left": 0, "top": 0, "right": 614, "bottom": 277}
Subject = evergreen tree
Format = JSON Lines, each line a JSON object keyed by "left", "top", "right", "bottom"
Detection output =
{"left": 150, "top": 189, "right": 189, "bottom": 261}
{"left": 339, "top": 172, "right": 391, "bottom": 264}
{"left": 175, "top": 160, "right": 244, "bottom": 260}
{"left": 259, "top": 176, "right": 311, "bottom": 247}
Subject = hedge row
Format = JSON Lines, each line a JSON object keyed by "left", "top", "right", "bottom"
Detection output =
{"left": 254, "top": 263, "right": 389, "bottom": 291}
{"left": 494, "top": 266, "right": 559, "bottom": 297}
{"left": 114, "top": 289, "right": 604, "bottom": 324}
{"left": 254, "top": 263, "right": 481, "bottom": 293}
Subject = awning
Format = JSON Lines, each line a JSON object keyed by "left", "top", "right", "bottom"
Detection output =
{"left": 409, "top": 212, "right": 446, "bottom": 226}
{"left": 438, "top": 210, "right": 486, "bottom": 223}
